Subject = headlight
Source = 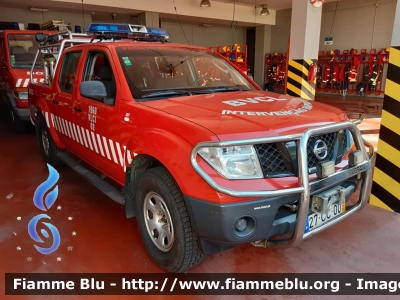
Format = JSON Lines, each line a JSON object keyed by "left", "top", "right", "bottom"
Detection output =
{"left": 14, "top": 91, "right": 28, "bottom": 100}
{"left": 198, "top": 145, "right": 263, "bottom": 179}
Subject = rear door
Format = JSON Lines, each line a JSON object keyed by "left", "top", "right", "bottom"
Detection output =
{"left": 73, "top": 49, "right": 121, "bottom": 180}
{"left": 51, "top": 50, "right": 83, "bottom": 149}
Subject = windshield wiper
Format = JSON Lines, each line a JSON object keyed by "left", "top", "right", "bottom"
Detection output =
{"left": 140, "top": 90, "right": 193, "bottom": 100}
{"left": 193, "top": 86, "right": 249, "bottom": 94}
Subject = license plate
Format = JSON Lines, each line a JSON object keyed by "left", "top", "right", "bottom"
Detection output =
{"left": 304, "top": 203, "right": 346, "bottom": 233}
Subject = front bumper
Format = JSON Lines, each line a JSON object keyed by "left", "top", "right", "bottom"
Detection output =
{"left": 189, "top": 120, "right": 374, "bottom": 249}
{"left": 13, "top": 106, "right": 31, "bottom": 121}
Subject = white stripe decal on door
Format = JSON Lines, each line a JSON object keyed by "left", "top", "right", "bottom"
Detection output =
{"left": 102, "top": 136, "right": 111, "bottom": 160}
{"left": 86, "top": 129, "right": 93, "bottom": 150}
{"left": 61, "top": 119, "right": 68, "bottom": 136}
{"left": 23, "top": 78, "right": 30, "bottom": 87}
{"left": 96, "top": 134, "right": 105, "bottom": 157}
{"left": 73, "top": 124, "right": 81, "bottom": 145}
{"left": 68, "top": 122, "right": 76, "bottom": 141}
{"left": 75, "top": 124, "right": 84, "bottom": 145}
{"left": 81, "top": 127, "right": 88, "bottom": 148}
{"left": 108, "top": 139, "right": 119, "bottom": 164}
{"left": 91, "top": 131, "right": 99, "bottom": 153}
{"left": 62, "top": 119, "right": 70, "bottom": 137}
{"left": 116, "top": 142, "right": 124, "bottom": 167}
{"left": 54, "top": 116, "right": 60, "bottom": 133}
{"left": 57, "top": 117, "right": 64, "bottom": 135}
{"left": 15, "top": 79, "right": 22, "bottom": 87}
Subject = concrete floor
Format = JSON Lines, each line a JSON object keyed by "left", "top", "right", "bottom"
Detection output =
{"left": 1, "top": 95, "right": 400, "bottom": 300}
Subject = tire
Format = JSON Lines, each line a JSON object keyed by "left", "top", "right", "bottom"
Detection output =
{"left": 36, "top": 115, "right": 64, "bottom": 166}
{"left": 6, "top": 106, "right": 26, "bottom": 134}
{"left": 135, "top": 166, "right": 205, "bottom": 273}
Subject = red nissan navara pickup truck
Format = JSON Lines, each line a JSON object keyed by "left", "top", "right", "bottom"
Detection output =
{"left": 28, "top": 23, "right": 374, "bottom": 273}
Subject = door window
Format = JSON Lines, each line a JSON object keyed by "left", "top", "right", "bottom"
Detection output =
{"left": 59, "top": 51, "right": 82, "bottom": 93}
{"left": 82, "top": 51, "right": 116, "bottom": 103}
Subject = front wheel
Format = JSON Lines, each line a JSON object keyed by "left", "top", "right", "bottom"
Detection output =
{"left": 135, "top": 166, "right": 205, "bottom": 273}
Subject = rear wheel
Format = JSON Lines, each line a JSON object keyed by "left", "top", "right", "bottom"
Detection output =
{"left": 135, "top": 166, "right": 205, "bottom": 273}
{"left": 36, "top": 115, "right": 64, "bottom": 166}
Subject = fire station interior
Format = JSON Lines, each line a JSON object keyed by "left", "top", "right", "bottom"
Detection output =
{"left": 1, "top": 0, "right": 400, "bottom": 293}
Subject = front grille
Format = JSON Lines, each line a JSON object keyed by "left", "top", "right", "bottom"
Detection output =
{"left": 306, "top": 133, "right": 336, "bottom": 170}
{"left": 254, "top": 143, "right": 289, "bottom": 177}
{"left": 254, "top": 131, "right": 348, "bottom": 178}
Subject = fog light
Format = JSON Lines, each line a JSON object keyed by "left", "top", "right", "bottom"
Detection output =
{"left": 233, "top": 216, "right": 256, "bottom": 238}
{"left": 349, "top": 150, "right": 364, "bottom": 167}
{"left": 235, "top": 218, "right": 247, "bottom": 232}
{"left": 316, "top": 161, "right": 335, "bottom": 179}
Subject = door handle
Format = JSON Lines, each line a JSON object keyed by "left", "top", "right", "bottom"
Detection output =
{"left": 52, "top": 99, "right": 59, "bottom": 104}
{"left": 74, "top": 107, "right": 82, "bottom": 112}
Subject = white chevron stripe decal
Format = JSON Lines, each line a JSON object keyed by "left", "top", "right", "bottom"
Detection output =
{"left": 86, "top": 129, "right": 93, "bottom": 150}
{"left": 96, "top": 134, "right": 105, "bottom": 157}
{"left": 68, "top": 122, "right": 76, "bottom": 141}
{"left": 76, "top": 125, "right": 84, "bottom": 145}
{"left": 102, "top": 136, "right": 111, "bottom": 160}
{"left": 109, "top": 139, "right": 119, "bottom": 164}
{"left": 81, "top": 127, "right": 88, "bottom": 148}
{"left": 116, "top": 142, "right": 124, "bottom": 167}
{"left": 72, "top": 124, "right": 81, "bottom": 145}
{"left": 91, "top": 131, "right": 99, "bottom": 153}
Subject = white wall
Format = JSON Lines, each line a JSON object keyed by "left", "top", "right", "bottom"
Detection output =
{"left": 270, "top": 0, "right": 397, "bottom": 53}
{"left": 0, "top": 6, "right": 92, "bottom": 32}
{"left": 160, "top": 21, "right": 246, "bottom": 47}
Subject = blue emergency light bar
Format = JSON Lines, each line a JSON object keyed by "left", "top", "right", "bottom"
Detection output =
{"left": 85, "top": 23, "right": 169, "bottom": 41}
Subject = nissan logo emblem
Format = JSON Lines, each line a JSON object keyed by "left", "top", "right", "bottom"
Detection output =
{"left": 313, "top": 140, "right": 328, "bottom": 160}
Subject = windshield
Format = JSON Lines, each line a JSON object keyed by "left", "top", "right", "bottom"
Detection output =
{"left": 8, "top": 34, "right": 43, "bottom": 69}
{"left": 116, "top": 46, "right": 256, "bottom": 100}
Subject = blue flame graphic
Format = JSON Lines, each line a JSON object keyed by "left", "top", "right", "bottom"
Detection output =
{"left": 33, "top": 164, "right": 59, "bottom": 211}
{"left": 29, "top": 164, "right": 61, "bottom": 255}
{"left": 28, "top": 214, "right": 60, "bottom": 254}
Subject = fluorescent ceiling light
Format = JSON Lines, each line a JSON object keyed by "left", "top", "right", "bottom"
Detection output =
{"left": 31, "top": 7, "right": 49, "bottom": 12}
{"left": 200, "top": 0, "right": 211, "bottom": 7}
{"left": 260, "top": 4, "right": 269, "bottom": 15}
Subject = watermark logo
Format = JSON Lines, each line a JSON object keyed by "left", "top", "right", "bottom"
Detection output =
{"left": 28, "top": 164, "right": 61, "bottom": 254}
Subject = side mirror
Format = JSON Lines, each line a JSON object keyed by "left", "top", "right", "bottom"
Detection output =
{"left": 80, "top": 81, "right": 107, "bottom": 101}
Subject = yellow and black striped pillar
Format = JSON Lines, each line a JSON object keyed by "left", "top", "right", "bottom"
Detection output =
{"left": 370, "top": 46, "right": 400, "bottom": 212}
{"left": 286, "top": 59, "right": 317, "bottom": 100}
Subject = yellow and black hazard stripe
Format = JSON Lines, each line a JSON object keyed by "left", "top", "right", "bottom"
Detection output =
{"left": 286, "top": 59, "right": 317, "bottom": 100}
{"left": 370, "top": 46, "right": 400, "bottom": 212}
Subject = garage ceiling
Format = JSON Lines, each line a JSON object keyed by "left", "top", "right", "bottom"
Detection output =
{"left": 0, "top": 0, "right": 340, "bottom": 29}
{"left": 213, "top": 0, "right": 340, "bottom": 10}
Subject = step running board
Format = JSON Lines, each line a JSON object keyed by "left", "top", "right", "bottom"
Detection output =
{"left": 57, "top": 152, "right": 125, "bottom": 205}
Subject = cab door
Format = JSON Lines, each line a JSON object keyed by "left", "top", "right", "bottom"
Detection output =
{"left": 51, "top": 50, "right": 83, "bottom": 149}
{"left": 73, "top": 49, "right": 121, "bottom": 180}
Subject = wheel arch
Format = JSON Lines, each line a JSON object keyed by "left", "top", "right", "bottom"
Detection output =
{"left": 123, "top": 130, "right": 196, "bottom": 219}
{"left": 35, "top": 100, "right": 65, "bottom": 149}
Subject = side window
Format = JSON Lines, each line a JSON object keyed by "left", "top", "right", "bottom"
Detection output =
{"left": 82, "top": 51, "right": 116, "bottom": 102}
{"left": 58, "top": 51, "right": 82, "bottom": 93}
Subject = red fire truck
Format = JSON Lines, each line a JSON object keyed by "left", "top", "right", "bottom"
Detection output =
{"left": 0, "top": 29, "right": 55, "bottom": 132}
{"left": 0, "top": 28, "right": 85, "bottom": 132}
{"left": 28, "top": 23, "right": 374, "bottom": 273}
